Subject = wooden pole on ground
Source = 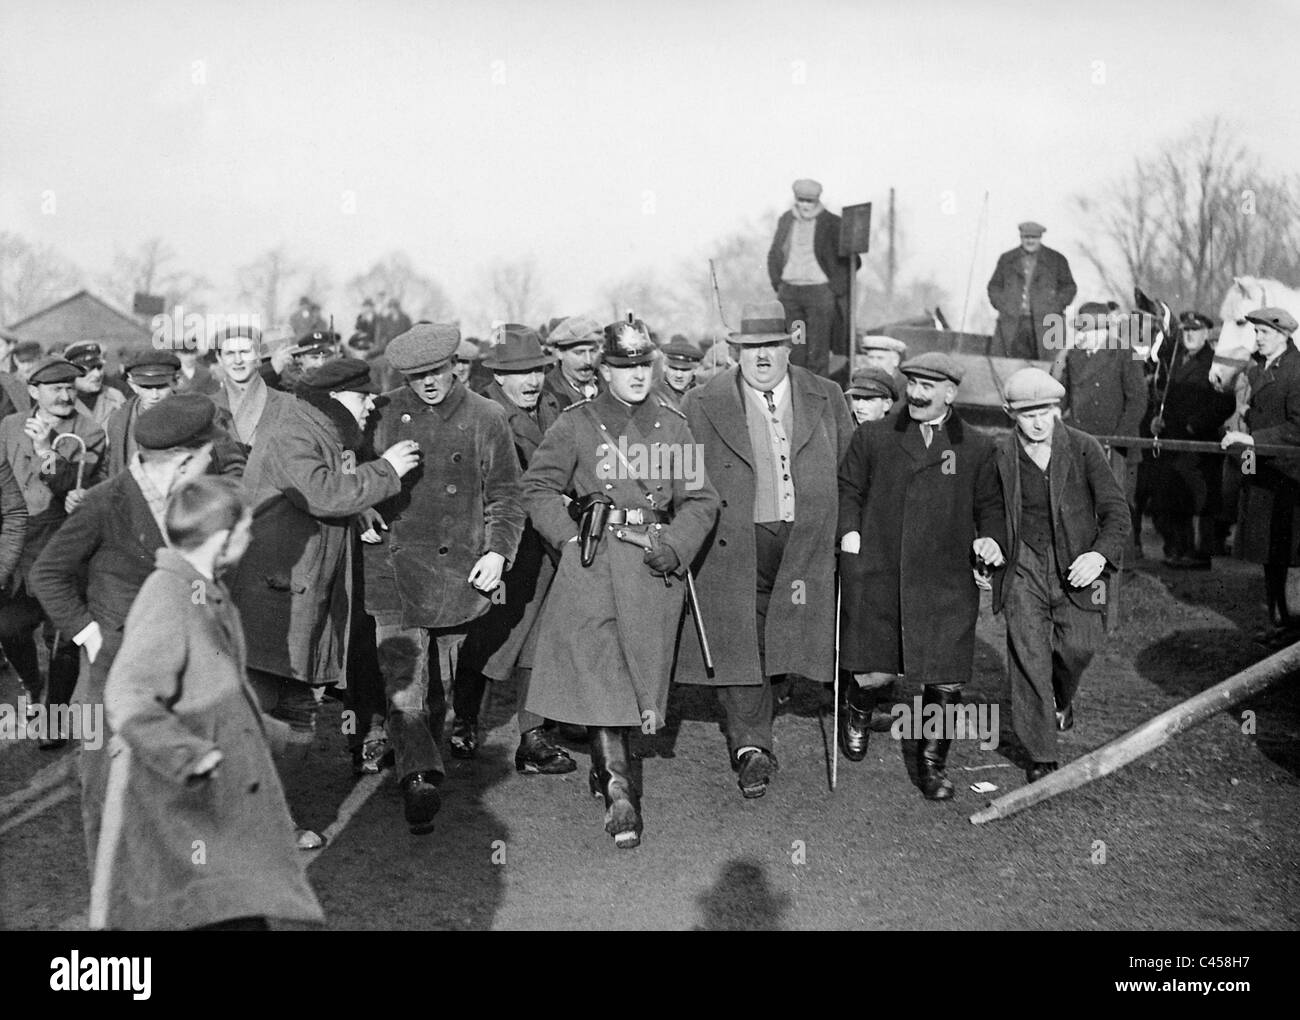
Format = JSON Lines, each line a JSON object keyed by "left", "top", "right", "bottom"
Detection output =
{"left": 969, "top": 641, "right": 1300, "bottom": 824}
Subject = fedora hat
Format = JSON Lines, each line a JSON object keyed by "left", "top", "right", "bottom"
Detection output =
{"left": 482, "top": 327, "right": 552, "bottom": 372}
{"left": 728, "top": 301, "right": 791, "bottom": 345}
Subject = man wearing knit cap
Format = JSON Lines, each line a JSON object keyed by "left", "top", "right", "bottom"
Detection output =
{"left": 845, "top": 366, "right": 898, "bottom": 425}
{"left": 987, "top": 221, "right": 1077, "bottom": 361}
{"left": 231, "top": 356, "right": 419, "bottom": 847}
{"left": 543, "top": 315, "right": 604, "bottom": 409}
{"left": 767, "top": 179, "right": 859, "bottom": 380}
{"left": 66, "top": 342, "right": 126, "bottom": 429}
{"left": 361, "top": 322, "right": 525, "bottom": 834}
{"left": 837, "top": 351, "right": 1006, "bottom": 799}
{"left": 990, "top": 368, "right": 1130, "bottom": 782}
{"left": 30, "top": 393, "right": 222, "bottom": 867}
{"left": 0, "top": 357, "right": 107, "bottom": 748}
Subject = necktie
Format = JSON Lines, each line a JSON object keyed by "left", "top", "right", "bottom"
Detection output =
{"left": 921, "top": 423, "right": 933, "bottom": 448}
{"left": 764, "top": 391, "right": 776, "bottom": 416}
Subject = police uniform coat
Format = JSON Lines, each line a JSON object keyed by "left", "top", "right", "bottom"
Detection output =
{"left": 1235, "top": 341, "right": 1300, "bottom": 564}
{"left": 678, "top": 365, "right": 854, "bottom": 687}
{"left": 101, "top": 549, "right": 324, "bottom": 930}
{"left": 362, "top": 382, "right": 525, "bottom": 630}
{"left": 522, "top": 390, "right": 719, "bottom": 728}
{"left": 231, "top": 395, "right": 402, "bottom": 684}
{"left": 837, "top": 406, "right": 1006, "bottom": 686}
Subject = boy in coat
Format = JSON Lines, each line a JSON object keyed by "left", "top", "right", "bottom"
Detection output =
{"left": 97, "top": 476, "right": 324, "bottom": 931}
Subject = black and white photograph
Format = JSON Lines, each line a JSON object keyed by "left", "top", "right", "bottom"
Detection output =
{"left": 0, "top": 0, "right": 1295, "bottom": 964}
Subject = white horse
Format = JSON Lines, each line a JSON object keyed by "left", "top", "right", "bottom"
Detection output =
{"left": 1210, "top": 276, "right": 1300, "bottom": 392}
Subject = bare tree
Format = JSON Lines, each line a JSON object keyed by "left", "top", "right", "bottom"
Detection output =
{"left": 346, "top": 251, "right": 454, "bottom": 323}
{"left": 236, "top": 246, "right": 301, "bottom": 326}
{"left": 0, "top": 232, "right": 82, "bottom": 325}
{"left": 1073, "top": 118, "right": 1300, "bottom": 311}
{"left": 98, "top": 237, "right": 211, "bottom": 313}
{"left": 475, "top": 256, "right": 550, "bottom": 325}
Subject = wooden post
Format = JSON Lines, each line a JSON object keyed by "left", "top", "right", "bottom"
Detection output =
{"left": 969, "top": 640, "right": 1300, "bottom": 824}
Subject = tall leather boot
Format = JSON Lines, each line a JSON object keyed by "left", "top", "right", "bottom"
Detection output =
{"left": 839, "top": 678, "right": 877, "bottom": 762}
{"left": 587, "top": 727, "right": 642, "bottom": 849}
{"left": 917, "top": 684, "right": 959, "bottom": 801}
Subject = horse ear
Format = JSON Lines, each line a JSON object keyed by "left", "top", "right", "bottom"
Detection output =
{"left": 1236, "top": 278, "right": 1249, "bottom": 296}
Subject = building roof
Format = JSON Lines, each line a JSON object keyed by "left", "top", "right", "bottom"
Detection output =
{"left": 6, "top": 289, "right": 151, "bottom": 349}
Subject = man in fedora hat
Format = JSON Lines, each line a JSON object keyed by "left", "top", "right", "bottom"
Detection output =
{"left": 767, "top": 179, "right": 859, "bottom": 379}
{"left": 679, "top": 301, "right": 853, "bottom": 798}
{"left": 990, "top": 368, "right": 1129, "bottom": 782}
{"left": 361, "top": 323, "right": 525, "bottom": 833}
{"left": 837, "top": 351, "right": 1006, "bottom": 799}
{"left": 452, "top": 326, "right": 575, "bottom": 775}
{"left": 543, "top": 315, "right": 604, "bottom": 409}
{"left": 522, "top": 316, "right": 718, "bottom": 847}
{"left": 987, "top": 221, "right": 1077, "bottom": 361}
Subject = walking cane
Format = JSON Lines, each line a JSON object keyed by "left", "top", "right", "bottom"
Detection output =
{"left": 831, "top": 573, "right": 840, "bottom": 792}
{"left": 47, "top": 433, "right": 89, "bottom": 737}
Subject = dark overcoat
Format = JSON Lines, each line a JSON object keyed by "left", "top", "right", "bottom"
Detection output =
{"left": 105, "top": 396, "right": 247, "bottom": 478}
{"left": 837, "top": 406, "right": 1006, "bottom": 686}
{"left": 363, "top": 381, "right": 524, "bottom": 630}
{"left": 1235, "top": 341, "right": 1300, "bottom": 564}
{"left": 987, "top": 244, "right": 1077, "bottom": 354}
{"left": 679, "top": 366, "right": 853, "bottom": 687}
{"left": 542, "top": 364, "right": 601, "bottom": 411}
{"left": 522, "top": 391, "right": 719, "bottom": 728}
{"left": 99, "top": 549, "right": 324, "bottom": 930}
{"left": 1147, "top": 343, "right": 1235, "bottom": 517}
{"left": 991, "top": 424, "right": 1132, "bottom": 614}
{"left": 1056, "top": 345, "right": 1149, "bottom": 440}
{"left": 231, "top": 395, "right": 401, "bottom": 684}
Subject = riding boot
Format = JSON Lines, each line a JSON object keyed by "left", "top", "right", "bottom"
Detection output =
{"left": 587, "top": 727, "right": 642, "bottom": 849}
{"left": 917, "top": 684, "right": 958, "bottom": 801}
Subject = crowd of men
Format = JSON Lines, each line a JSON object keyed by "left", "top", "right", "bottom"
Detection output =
{"left": 3, "top": 178, "right": 1297, "bottom": 888}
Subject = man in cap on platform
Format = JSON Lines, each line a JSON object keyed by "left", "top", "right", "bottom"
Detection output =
{"left": 230, "top": 358, "right": 419, "bottom": 847}
{"left": 523, "top": 315, "right": 718, "bottom": 846}
{"left": 990, "top": 368, "right": 1130, "bottom": 782}
{"left": 837, "top": 351, "right": 1006, "bottom": 799}
{"left": 66, "top": 342, "right": 126, "bottom": 429}
{"left": 543, "top": 315, "right": 604, "bottom": 409}
{"left": 658, "top": 335, "right": 704, "bottom": 405}
{"left": 1220, "top": 307, "right": 1300, "bottom": 646}
{"left": 845, "top": 367, "right": 898, "bottom": 425}
{"left": 0, "top": 357, "right": 107, "bottom": 747}
{"left": 767, "top": 178, "right": 859, "bottom": 379}
{"left": 30, "top": 394, "right": 221, "bottom": 865}
{"left": 452, "top": 326, "right": 575, "bottom": 774}
{"left": 361, "top": 323, "right": 525, "bottom": 834}
{"left": 987, "top": 221, "right": 1077, "bottom": 361}
{"left": 679, "top": 301, "right": 852, "bottom": 799}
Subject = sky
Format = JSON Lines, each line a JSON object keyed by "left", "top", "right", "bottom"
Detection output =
{"left": 2, "top": 0, "right": 1296, "bottom": 333}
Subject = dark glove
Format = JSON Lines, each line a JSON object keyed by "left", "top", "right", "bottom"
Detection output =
{"left": 644, "top": 543, "right": 679, "bottom": 575}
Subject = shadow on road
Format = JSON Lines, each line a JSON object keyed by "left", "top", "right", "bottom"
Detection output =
{"left": 692, "top": 857, "right": 792, "bottom": 931}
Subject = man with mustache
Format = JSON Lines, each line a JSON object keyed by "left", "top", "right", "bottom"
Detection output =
{"left": 0, "top": 357, "right": 107, "bottom": 748}
{"left": 362, "top": 323, "right": 525, "bottom": 834}
{"left": 837, "top": 352, "right": 1006, "bottom": 799}
{"left": 680, "top": 301, "right": 853, "bottom": 799}
{"left": 452, "top": 326, "right": 575, "bottom": 774}
{"left": 542, "top": 315, "right": 604, "bottom": 409}
{"left": 990, "top": 368, "right": 1130, "bottom": 782}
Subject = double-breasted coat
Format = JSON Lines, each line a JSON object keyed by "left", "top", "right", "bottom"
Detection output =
{"left": 99, "top": 549, "right": 324, "bottom": 930}
{"left": 1234, "top": 341, "right": 1300, "bottom": 564}
{"left": 522, "top": 390, "right": 719, "bottom": 728}
{"left": 837, "top": 406, "right": 1007, "bottom": 687}
{"left": 678, "top": 366, "right": 854, "bottom": 687}
{"left": 231, "top": 394, "right": 401, "bottom": 684}
{"left": 987, "top": 244, "right": 1077, "bottom": 356}
{"left": 362, "top": 381, "right": 524, "bottom": 630}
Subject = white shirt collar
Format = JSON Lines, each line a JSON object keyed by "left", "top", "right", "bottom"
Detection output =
{"left": 743, "top": 374, "right": 790, "bottom": 411}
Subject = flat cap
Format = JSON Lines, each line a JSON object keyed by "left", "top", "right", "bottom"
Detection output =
{"left": 792, "top": 178, "right": 823, "bottom": 200}
{"left": 456, "top": 339, "right": 483, "bottom": 362}
{"left": 1245, "top": 306, "right": 1298, "bottom": 336}
{"left": 387, "top": 323, "right": 461, "bottom": 374}
{"left": 900, "top": 351, "right": 963, "bottom": 384}
{"left": 13, "top": 340, "right": 43, "bottom": 361}
{"left": 298, "top": 358, "right": 382, "bottom": 395}
{"left": 1074, "top": 301, "right": 1112, "bottom": 329}
{"left": 857, "top": 334, "right": 907, "bottom": 354}
{"left": 125, "top": 348, "right": 181, "bottom": 382}
{"left": 662, "top": 337, "right": 703, "bottom": 366}
{"left": 1018, "top": 221, "right": 1046, "bottom": 236}
{"left": 547, "top": 315, "right": 603, "bottom": 348}
{"left": 1003, "top": 367, "right": 1065, "bottom": 410}
{"left": 64, "top": 341, "right": 104, "bottom": 366}
{"left": 28, "top": 357, "right": 84, "bottom": 385}
{"left": 846, "top": 367, "right": 899, "bottom": 401}
{"left": 135, "top": 393, "right": 221, "bottom": 450}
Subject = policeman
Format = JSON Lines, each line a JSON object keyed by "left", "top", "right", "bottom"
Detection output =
{"left": 521, "top": 317, "right": 719, "bottom": 848}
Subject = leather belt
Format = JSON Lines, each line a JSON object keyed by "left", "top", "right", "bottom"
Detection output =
{"left": 605, "top": 507, "right": 671, "bottom": 526}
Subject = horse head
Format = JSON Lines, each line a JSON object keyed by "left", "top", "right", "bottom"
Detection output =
{"left": 1210, "top": 276, "right": 1265, "bottom": 393}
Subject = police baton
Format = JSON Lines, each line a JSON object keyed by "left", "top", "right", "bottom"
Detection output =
{"left": 613, "top": 528, "right": 714, "bottom": 673}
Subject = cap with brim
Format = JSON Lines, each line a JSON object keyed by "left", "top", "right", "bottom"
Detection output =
{"left": 1074, "top": 301, "right": 1112, "bottom": 329}
{"left": 387, "top": 323, "right": 461, "bottom": 375}
{"left": 857, "top": 334, "right": 907, "bottom": 354}
{"left": 792, "top": 178, "right": 823, "bottom": 200}
{"left": 602, "top": 319, "right": 656, "bottom": 367}
{"left": 289, "top": 330, "right": 338, "bottom": 356}
{"left": 900, "top": 351, "right": 963, "bottom": 384}
{"left": 729, "top": 301, "right": 791, "bottom": 344}
{"left": 135, "top": 394, "right": 222, "bottom": 450}
{"left": 1018, "top": 221, "right": 1046, "bottom": 236}
{"left": 547, "top": 315, "right": 603, "bottom": 348}
{"left": 1002, "top": 367, "right": 1065, "bottom": 410}
{"left": 28, "top": 358, "right": 85, "bottom": 385}
{"left": 483, "top": 328, "right": 551, "bottom": 372}
{"left": 456, "top": 339, "right": 483, "bottom": 363}
{"left": 846, "top": 368, "right": 898, "bottom": 401}
{"left": 13, "top": 341, "right": 43, "bottom": 360}
{"left": 64, "top": 341, "right": 104, "bottom": 366}
{"left": 1245, "top": 307, "right": 1298, "bottom": 336}
{"left": 662, "top": 338, "right": 703, "bottom": 367}
{"left": 299, "top": 358, "right": 382, "bottom": 395}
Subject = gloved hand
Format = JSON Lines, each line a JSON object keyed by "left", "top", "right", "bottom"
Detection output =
{"left": 644, "top": 542, "right": 679, "bottom": 575}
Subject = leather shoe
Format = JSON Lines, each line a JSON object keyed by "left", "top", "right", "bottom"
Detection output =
{"left": 735, "top": 748, "right": 778, "bottom": 799}
{"left": 400, "top": 771, "right": 442, "bottom": 835}
{"left": 1026, "top": 761, "right": 1059, "bottom": 783}
{"left": 1055, "top": 703, "right": 1074, "bottom": 732}
{"left": 449, "top": 716, "right": 478, "bottom": 759}
{"left": 515, "top": 727, "right": 577, "bottom": 775}
{"left": 839, "top": 683, "right": 875, "bottom": 763}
